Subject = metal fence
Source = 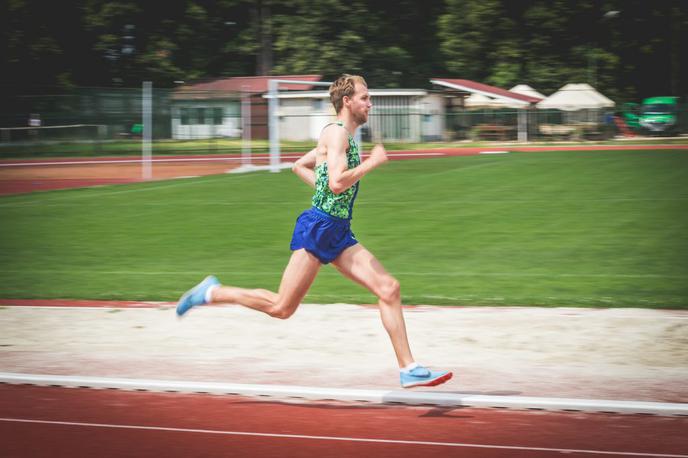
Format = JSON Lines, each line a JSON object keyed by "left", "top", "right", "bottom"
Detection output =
{"left": 1, "top": 86, "right": 685, "bottom": 160}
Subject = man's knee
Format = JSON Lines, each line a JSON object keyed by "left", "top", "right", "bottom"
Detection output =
{"left": 268, "top": 300, "right": 298, "bottom": 320}
{"left": 378, "top": 276, "right": 400, "bottom": 304}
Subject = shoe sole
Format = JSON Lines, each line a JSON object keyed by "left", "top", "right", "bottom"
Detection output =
{"left": 176, "top": 276, "right": 215, "bottom": 316}
{"left": 175, "top": 291, "right": 194, "bottom": 316}
{"left": 402, "top": 371, "right": 453, "bottom": 389}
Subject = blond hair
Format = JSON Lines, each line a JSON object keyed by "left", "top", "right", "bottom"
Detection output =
{"left": 329, "top": 74, "right": 367, "bottom": 113}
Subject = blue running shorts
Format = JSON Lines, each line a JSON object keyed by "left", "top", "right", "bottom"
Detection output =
{"left": 290, "top": 207, "right": 358, "bottom": 264}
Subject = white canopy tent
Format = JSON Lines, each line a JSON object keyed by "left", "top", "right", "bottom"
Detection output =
{"left": 537, "top": 83, "right": 615, "bottom": 111}
{"left": 537, "top": 83, "right": 615, "bottom": 124}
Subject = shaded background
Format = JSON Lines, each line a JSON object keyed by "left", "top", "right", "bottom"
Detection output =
{"left": 1, "top": 0, "right": 686, "bottom": 101}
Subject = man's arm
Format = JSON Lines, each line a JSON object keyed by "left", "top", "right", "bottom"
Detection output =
{"left": 326, "top": 127, "right": 388, "bottom": 195}
{"left": 292, "top": 147, "right": 318, "bottom": 188}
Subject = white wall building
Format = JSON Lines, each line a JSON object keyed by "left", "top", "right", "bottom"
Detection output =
{"left": 171, "top": 99, "right": 242, "bottom": 140}
{"left": 268, "top": 89, "right": 445, "bottom": 142}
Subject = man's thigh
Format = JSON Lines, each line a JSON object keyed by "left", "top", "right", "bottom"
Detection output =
{"left": 276, "top": 248, "right": 321, "bottom": 310}
{"left": 331, "top": 244, "right": 392, "bottom": 296}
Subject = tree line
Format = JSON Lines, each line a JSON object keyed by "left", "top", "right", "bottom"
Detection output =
{"left": 1, "top": 0, "right": 686, "bottom": 103}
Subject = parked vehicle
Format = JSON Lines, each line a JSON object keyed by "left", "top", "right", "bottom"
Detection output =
{"left": 622, "top": 96, "right": 679, "bottom": 135}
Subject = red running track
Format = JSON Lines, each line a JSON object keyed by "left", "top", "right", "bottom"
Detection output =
{"left": 1, "top": 384, "right": 686, "bottom": 458}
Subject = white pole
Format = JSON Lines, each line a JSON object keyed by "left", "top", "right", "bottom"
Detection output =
{"left": 142, "top": 81, "right": 153, "bottom": 180}
{"left": 241, "top": 85, "right": 251, "bottom": 167}
{"left": 518, "top": 108, "right": 528, "bottom": 142}
{"left": 268, "top": 79, "right": 280, "bottom": 173}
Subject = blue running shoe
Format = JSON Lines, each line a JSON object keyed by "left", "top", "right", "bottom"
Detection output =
{"left": 400, "top": 366, "right": 453, "bottom": 389}
{"left": 176, "top": 275, "right": 220, "bottom": 316}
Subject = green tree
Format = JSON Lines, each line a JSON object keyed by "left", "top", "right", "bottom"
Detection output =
{"left": 271, "top": 0, "right": 367, "bottom": 78}
{"left": 0, "top": 0, "right": 685, "bottom": 103}
{"left": 437, "top": 0, "right": 522, "bottom": 87}
{"left": 1, "top": 0, "right": 89, "bottom": 91}
{"left": 438, "top": 0, "right": 487, "bottom": 80}
{"left": 363, "top": 0, "right": 445, "bottom": 87}
{"left": 518, "top": 0, "right": 582, "bottom": 94}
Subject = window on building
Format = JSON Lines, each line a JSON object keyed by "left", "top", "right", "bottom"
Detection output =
{"left": 211, "top": 107, "right": 223, "bottom": 125}
{"left": 180, "top": 106, "right": 227, "bottom": 125}
{"left": 226, "top": 101, "right": 240, "bottom": 118}
{"left": 180, "top": 107, "right": 190, "bottom": 125}
{"left": 194, "top": 108, "right": 205, "bottom": 124}
{"left": 181, "top": 107, "right": 204, "bottom": 125}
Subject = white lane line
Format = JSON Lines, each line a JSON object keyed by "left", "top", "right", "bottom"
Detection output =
{"left": 0, "top": 418, "right": 685, "bottom": 457}
{"left": 387, "top": 152, "right": 446, "bottom": 157}
{"left": 0, "top": 156, "right": 273, "bottom": 167}
{"left": 0, "top": 268, "right": 680, "bottom": 281}
{"left": 1, "top": 373, "right": 686, "bottom": 416}
{"left": 0, "top": 152, "right": 446, "bottom": 167}
{"left": 0, "top": 173, "right": 249, "bottom": 207}
{"left": 0, "top": 157, "right": 240, "bottom": 167}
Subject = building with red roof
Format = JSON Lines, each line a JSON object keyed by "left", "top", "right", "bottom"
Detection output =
{"left": 171, "top": 75, "right": 322, "bottom": 140}
{"left": 430, "top": 78, "right": 544, "bottom": 141}
{"left": 430, "top": 78, "right": 543, "bottom": 107}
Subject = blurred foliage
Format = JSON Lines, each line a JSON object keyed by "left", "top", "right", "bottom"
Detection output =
{"left": 0, "top": 0, "right": 686, "bottom": 102}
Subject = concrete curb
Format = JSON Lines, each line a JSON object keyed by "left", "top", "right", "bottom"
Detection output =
{"left": 2, "top": 372, "right": 686, "bottom": 416}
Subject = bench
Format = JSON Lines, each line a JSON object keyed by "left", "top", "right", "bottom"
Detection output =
{"left": 473, "top": 124, "right": 515, "bottom": 141}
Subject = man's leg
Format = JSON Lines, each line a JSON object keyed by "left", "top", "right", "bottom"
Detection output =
{"left": 205, "top": 249, "right": 321, "bottom": 319}
{"left": 332, "top": 244, "right": 453, "bottom": 388}
{"left": 331, "top": 244, "right": 413, "bottom": 368}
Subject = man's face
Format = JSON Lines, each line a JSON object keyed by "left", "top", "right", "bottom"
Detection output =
{"left": 347, "top": 82, "right": 372, "bottom": 125}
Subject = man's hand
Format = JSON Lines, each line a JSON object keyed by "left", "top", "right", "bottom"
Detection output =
{"left": 368, "top": 144, "right": 389, "bottom": 168}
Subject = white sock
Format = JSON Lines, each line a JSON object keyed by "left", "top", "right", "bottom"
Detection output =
{"left": 401, "top": 362, "right": 420, "bottom": 373}
{"left": 204, "top": 284, "right": 218, "bottom": 304}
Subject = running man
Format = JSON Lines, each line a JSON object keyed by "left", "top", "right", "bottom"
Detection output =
{"left": 176, "top": 74, "right": 452, "bottom": 389}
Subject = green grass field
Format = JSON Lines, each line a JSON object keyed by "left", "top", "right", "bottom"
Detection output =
{"left": 1, "top": 149, "right": 687, "bottom": 308}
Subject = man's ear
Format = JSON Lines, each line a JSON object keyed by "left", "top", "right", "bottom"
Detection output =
{"left": 342, "top": 95, "right": 351, "bottom": 108}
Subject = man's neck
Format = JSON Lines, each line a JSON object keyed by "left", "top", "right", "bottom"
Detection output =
{"left": 337, "top": 112, "right": 358, "bottom": 137}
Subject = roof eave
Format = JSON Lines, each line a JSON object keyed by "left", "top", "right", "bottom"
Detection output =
{"left": 430, "top": 79, "right": 539, "bottom": 105}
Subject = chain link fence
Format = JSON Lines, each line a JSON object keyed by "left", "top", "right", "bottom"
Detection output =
{"left": 1, "top": 86, "right": 685, "bottom": 160}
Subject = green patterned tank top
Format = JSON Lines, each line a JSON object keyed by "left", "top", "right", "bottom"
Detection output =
{"left": 312, "top": 122, "right": 361, "bottom": 220}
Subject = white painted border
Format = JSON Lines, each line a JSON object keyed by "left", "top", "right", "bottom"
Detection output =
{"left": 1, "top": 372, "right": 686, "bottom": 416}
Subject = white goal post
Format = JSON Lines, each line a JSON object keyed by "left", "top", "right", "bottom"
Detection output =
{"left": 266, "top": 79, "right": 333, "bottom": 173}
{"left": 142, "top": 81, "right": 153, "bottom": 180}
